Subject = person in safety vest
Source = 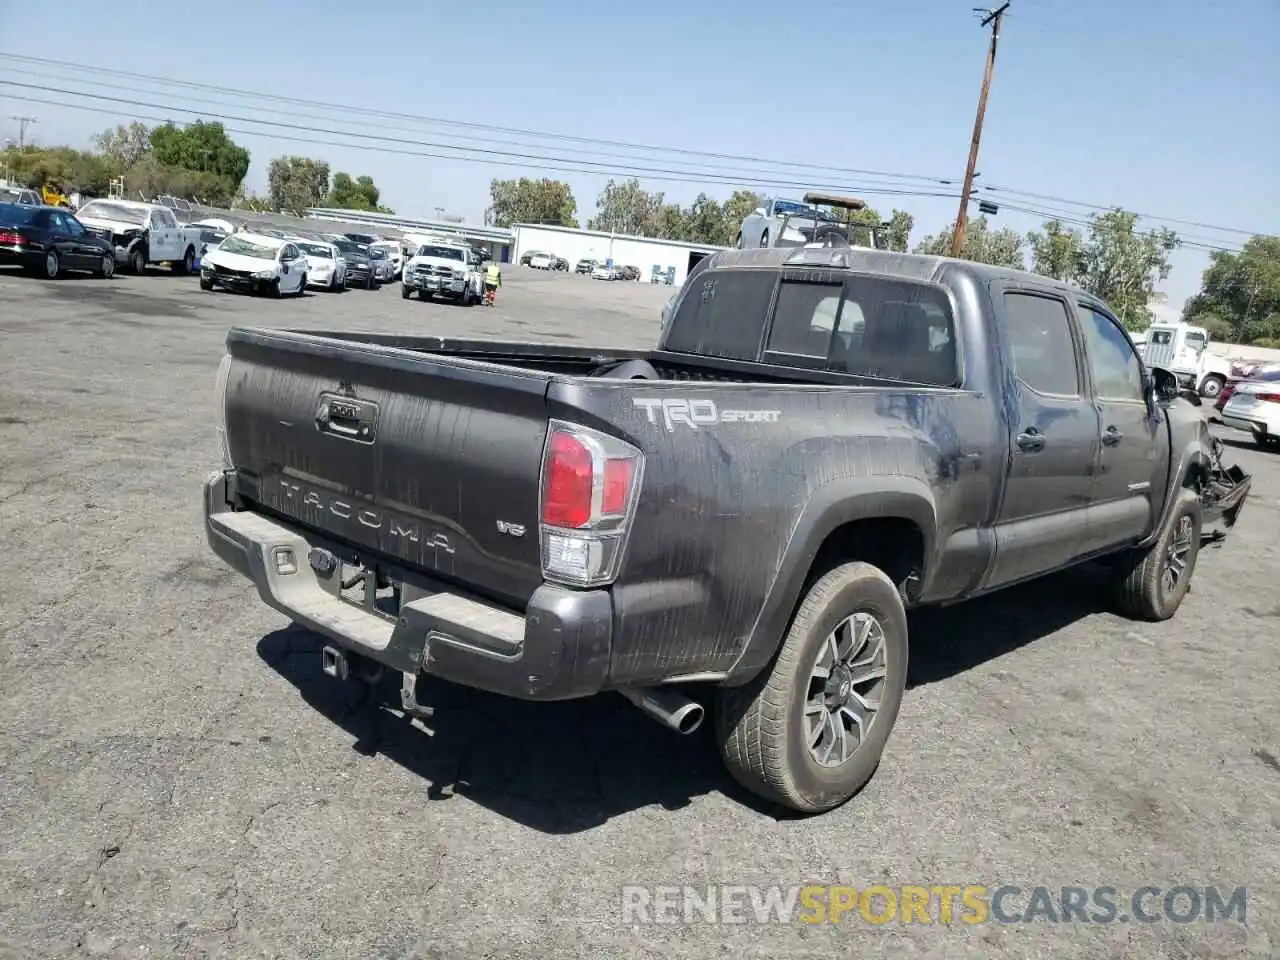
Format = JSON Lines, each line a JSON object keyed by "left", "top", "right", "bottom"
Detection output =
{"left": 483, "top": 261, "right": 501, "bottom": 305}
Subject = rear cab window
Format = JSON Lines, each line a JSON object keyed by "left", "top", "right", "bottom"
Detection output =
{"left": 664, "top": 267, "right": 960, "bottom": 385}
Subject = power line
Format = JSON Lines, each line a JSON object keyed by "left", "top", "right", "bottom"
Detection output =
{"left": 0, "top": 64, "right": 955, "bottom": 191}
{"left": 0, "top": 80, "right": 972, "bottom": 201}
{"left": 0, "top": 90, "right": 964, "bottom": 201}
{"left": 0, "top": 53, "right": 962, "bottom": 187}
{"left": 0, "top": 58, "right": 1271, "bottom": 242}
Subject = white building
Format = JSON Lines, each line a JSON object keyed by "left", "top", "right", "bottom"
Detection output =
{"left": 511, "top": 223, "right": 726, "bottom": 286}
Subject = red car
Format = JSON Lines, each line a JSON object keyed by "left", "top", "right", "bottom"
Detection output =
{"left": 1218, "top": 368, "right": 1280, "bottom": 411}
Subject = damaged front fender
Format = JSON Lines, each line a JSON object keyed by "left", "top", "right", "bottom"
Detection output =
{"left": 1199, "top": 434, "right": 1251, "bottom": 539}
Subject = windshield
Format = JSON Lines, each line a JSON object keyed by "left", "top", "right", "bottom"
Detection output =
{"left": 0, "top": 187, "right": 30, "bottom": 203}
{"left": 332, "top": 239, "right": 362, "bottom": 255}
{"left": 0, "top": 202, "right": 39, "bottom": 225}
{"left": 77, "top": 201, "right": 147, "bottom": 225}
{"left": 417, "top": 245, "right": 464, "bottom": 261}
{"left": 297, "top": 242, "right": 332, "bottom": 258}
{"left": 218, "top": 236, "right": 281, "bottom": 258}
{"left": 369, "top": 248, "right": 387, "bottom": 260}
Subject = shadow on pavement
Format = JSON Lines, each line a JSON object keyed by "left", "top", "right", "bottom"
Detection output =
{"left": 256, "top": 565, "right": 1113, "bottom": 832}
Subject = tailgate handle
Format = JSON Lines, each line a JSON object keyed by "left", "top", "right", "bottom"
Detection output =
{"left": 315, "top": 393, "right": 378, "bottom": 443}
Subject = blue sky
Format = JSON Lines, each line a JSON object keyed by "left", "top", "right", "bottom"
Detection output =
{"left": 1, "top": 0, "right": 1276, "bottom": 310}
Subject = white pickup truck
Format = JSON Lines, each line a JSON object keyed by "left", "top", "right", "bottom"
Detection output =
{"left": 400, "top": 239, "right": 484, "bottom": 304}
{"left": 1138, "top": 321, "right": 1234, "bottom": 399}
{"left": 75, "top": 199, "right": 204, "bottom": 275}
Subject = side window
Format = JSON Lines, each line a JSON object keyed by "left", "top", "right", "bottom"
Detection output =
{"left": 64, "top": 215, "right": 86, "bottom": 236}
{"left": 282, "top": 244, "right": 298, "bottom": 260}
{"left": 160, "top": 209, "right": 178, "bottom": 229}
{"left": 1079, "top": 305, "right": 1145, "bottom": 401}
{"left": 663, "top": 268, "right": 778, "bottom": 361}
{"left": 828, "top": 280, "right": 958, "bottom": 385}
{"left": 1002, "top": 292, "right": 1081, "bottom": 397}
{"left": 149, "top": 210, "right": 165, "bottom": 230}
{"left": 765, "top": 281, "right": 845, "bottom": 358}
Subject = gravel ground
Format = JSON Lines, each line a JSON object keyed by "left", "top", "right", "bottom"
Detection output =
{"left": 1, "top": 264, "right": 1277, "bottom": 960}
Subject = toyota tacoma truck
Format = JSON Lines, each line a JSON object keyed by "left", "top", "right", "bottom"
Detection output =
{"left": 204, "top": 246, "right": 1251, "bottom": 814}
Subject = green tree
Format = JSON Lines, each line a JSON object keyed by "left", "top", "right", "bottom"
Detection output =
{"left": 914, "top": 215, "right": 1025, "bottom": 269}
{"left": 148, "top": 120, "right": 250, "bottom": 187}
{"left": 1, "top": 144, "right": 115, "bottom": 195}
{"left": 722, "top": 190, "right": 763, "bottom": 244}
{"left": 1182, "top": 235, "right": 1280, "bottom": 344}
{"left": 125, "top": 156, "right": 235, "bottom": 207}
{"left": 884, "top": 210, "right": 914, "bottom": 253}
{"left": 683, "top": 193, "right": 726, "bottom": 245}
{"left": 328, "top": 172, "right": 391, "bottom": 213}
{"left": 1026, "top": 219, "right": 1085, "bottom": 282}
{"left": 1076, "top": 210, "right": 1179, "bottom": 331}
{"left": 488, "top": 177, "right": 578, "bottom": 228}
{"left": 91, "top": 122, "right": 152, "bottom": 170}
{"left": 588, "top": 178, "right": 666, "bottom": 236}
{"left": 653, "top": 203, "right": 690, "bottom": 241}
{"left": 267, "top": 155, "right": 331, "bottom": 215}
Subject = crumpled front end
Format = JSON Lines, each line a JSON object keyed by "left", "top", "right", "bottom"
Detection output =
{"left": 1199, "top": 434, "right": 1251, "bottom": 539}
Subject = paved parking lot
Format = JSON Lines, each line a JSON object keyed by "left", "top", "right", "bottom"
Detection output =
{"left": 1, "top": 264, "right": 1277, "bottom": 960}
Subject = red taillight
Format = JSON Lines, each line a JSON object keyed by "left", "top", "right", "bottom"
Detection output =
{"left": 1255, "top": 392, "right": 1280, "bottom": 404}
{"left": 543, "top": 431, "right": 594, "bottom": 528}
{"left": 602, "top": 459, "right": 634, "bottom": 515}
{"left": 0, "top": 230, "right": 23, "bottom": 246}
{"left": 539, "top": 421, "right": 643, "bottom": 587}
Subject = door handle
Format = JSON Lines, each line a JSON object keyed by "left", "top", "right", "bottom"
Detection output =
{"left": 1102, "top": 426, "right": 1123, "bottom": 446}
{"left": 1016, "top": 428, "right": 1045, "bottom": 452}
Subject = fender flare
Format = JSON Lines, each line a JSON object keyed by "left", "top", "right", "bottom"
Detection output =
{"left": 1137, "top": 436, "right": 1210, "bottom": 550}
{"left": 723, "top": 475, "right": 939, "bottom": 685}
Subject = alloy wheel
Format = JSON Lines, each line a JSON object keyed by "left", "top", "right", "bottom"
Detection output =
{"left": 804, "top": 611, "right": 889, "bottom": 767}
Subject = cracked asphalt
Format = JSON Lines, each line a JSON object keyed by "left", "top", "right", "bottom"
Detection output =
{"left": 1, "top": 264, "right": 1278, "bottom": 960}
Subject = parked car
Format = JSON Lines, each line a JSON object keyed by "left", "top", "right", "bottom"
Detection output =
{"left": 618, "top": 264, "right": 640, "bottom": 281}
{"left": 1220, "top": 370, "right": 1280, "bottom": 449}
{"left": 203, "top": 246, "right": 1251, "bottom": 814}
{"left": 329, "top": 237, "right": 377, "bottom": 289}
{"left": 369, "top": 246, "right": 396, "bottom": 283}
{"left": 369, "top": 240, "right": 404, "bottom": 279}
{"left": 198, "top": 232, "right": 309, "bottom": 296}
{"left": 591, "top": 263, "right": 619, "bottom": 280}
{"left": 520, "top": 250, "right": 544, "bottom": 267}
{"left": 293, "top": 238, "right": 348, "bottom": 292}
{"left": 400, "top": 240, "right": 483, "bottom": 304}
{"left": 75, "top": 199, "right": 203, "bottom": 274}
{"left": 0, "top": 185, "right": 42, "bottom": 206}
{"left": 1139, "top": 322, "right": 1232, "bottom": 399}
{"left": 344, "top": 232, "right": 381, "bottom": 246}
{"left": 528, "top": 251, "right": 555, "bottom": 270}
{"left": 1216, "top": 362, "right": 1280, "bottom": 412}
{"left": 574, "top": 258, "right": 597, "bottom": 275}
{"left": 0, "top": 202, "right": 116, "bottom": 278}
{"left": 550, "top": 255, "right": 569, "bottom": 271}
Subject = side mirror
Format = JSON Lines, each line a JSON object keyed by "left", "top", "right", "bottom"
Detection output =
{"left": 1150, "top": 366, "right": 1201, "bottom": 406}
{"left": 753, "top": 207, "right": 766, "bottom": 217}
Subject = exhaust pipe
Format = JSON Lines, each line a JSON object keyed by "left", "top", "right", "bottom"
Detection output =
{"left": 620, "top": 687, "right": 705, "bottom": 735}
{"left": 320, "top": 645, "right": 349, "bottom": 681}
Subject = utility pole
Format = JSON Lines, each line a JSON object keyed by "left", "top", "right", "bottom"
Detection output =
{"left": 950, "top": 2, "right": 1009, "bottom": 258}
{"left": 10, "top": 115, "right": 38, "bottom": 148}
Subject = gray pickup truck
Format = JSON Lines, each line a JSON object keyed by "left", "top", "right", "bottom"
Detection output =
{"left": 204, "top": 246, "right": 1251, "bottom": 814}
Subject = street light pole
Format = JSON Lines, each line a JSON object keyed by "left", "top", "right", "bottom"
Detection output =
{"left": 951, "top": 3, "right": 1009, "bottom": 258}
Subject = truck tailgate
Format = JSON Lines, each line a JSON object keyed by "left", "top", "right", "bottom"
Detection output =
{"left": 223, "top": 328, "right": 552, "bottom": 607}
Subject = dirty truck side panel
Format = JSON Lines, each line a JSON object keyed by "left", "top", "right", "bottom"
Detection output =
{"left": 223, "top": 328, "right": 554, "bottom": 609}
{"left": 549, "top": 375, "right": 1006, "bottom": 689}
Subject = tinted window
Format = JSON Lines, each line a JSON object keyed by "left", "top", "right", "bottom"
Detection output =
{"left": 1079, "top": 305, "right": 1144, "bottom": 401}
{"left": 664, "top": 268, "right": 778, "bottom": 360}
{"left": 64, "top": 216, "right": 87, "bottom": 236}
{"left": 0, "top": 203, "right": 41, "bottom": 225}
{"left": 827, "top": 279, "right": 958, "bottom": 386}
{"left": 1003, "top": 293, "right": 1080, "bottom": 396}
{"left": 765, "top": 280, "right": 844, "bottom": 357}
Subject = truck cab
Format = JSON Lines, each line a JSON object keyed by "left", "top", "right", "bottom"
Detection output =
{"left": 1139, "top": 322, "right": 1232, "bottom": 399}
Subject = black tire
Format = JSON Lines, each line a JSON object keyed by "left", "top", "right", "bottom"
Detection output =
{"left": 95, "top": 254, "right": 115, "bottom": 279}
{"left": 401, "top": 284, "right": 412, "bottom": 299}
{"left": 714, "top": 561, "right": 909, "bottom": 814}
{"left": 199, "top": 276, "right": 214, "bottom": 291}
{"left": 42, "top": 248, "right": 61, "bottom": 279}
{"left": 296, "top": 274, "right": 307, "bottom": 296}
{"left": 1112, "top": 488, "right": 1202, "bottom": 622}
{"left": 269, "top": 279, "right": 282, "bottom": 299}
{"left": 171, "top": 247, "right": 194, "bottom": 275}
{"left": 418, "top": 289, "right": 430, "bottom": 301}
{"left": 365, "top": 274, "right": 374, "bottom": 290}
{"left": 1200, "top": 375, "right": 1224, "bottom": 399}
{"left": 130, "top": 247, "right": 147, "bottom": 274}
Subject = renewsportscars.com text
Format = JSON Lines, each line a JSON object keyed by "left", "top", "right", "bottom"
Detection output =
{"left": 620, "top": 884, "right": 1248, "bottom": 926}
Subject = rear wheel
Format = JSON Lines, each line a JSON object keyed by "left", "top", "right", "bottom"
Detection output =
{"left": 715, "top": 562, "right": 908, "bottom": 813}
{"left": 1113, "top": 488, "right": 1202, "bottom": 621}
{"left": 1200, "top": 375, "right": 1225, "bottom": 399}
{"left": 171, "top": 247, "right": 194, "bottom": 275}
{"left": 43, "top": 249, "right": 61, "bottom": 279}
